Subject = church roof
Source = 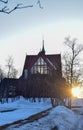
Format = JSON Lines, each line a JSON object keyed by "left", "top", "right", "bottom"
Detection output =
{"left": 23, "top": 52, "right": 61, "bottom": 72}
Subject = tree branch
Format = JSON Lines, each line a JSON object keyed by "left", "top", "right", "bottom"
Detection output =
{"left": 0, "top": 0, "right": 43, "bottom": 14}
{"left": 0, "top": 3, "right": 33, "bottom": 14}
{"left": 37, "top": 0, "right": 43, "bottom": 9}
{"left": 0, "top": 0, "right": 8, "bottom": 3}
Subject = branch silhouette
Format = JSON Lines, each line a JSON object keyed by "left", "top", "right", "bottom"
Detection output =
{"left": 0, "top": 0, "right": 43, "bottom": 14}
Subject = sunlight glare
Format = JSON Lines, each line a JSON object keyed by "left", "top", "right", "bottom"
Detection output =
{"left": 72, "top": 87, "right": 81, "bottom": 98}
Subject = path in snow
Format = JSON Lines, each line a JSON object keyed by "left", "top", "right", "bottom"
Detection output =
{"left": 2, "top": 106, "right": 83, "bottom": 130}
{"left": 0, "top": 108, "right": 52, "bottom": 130}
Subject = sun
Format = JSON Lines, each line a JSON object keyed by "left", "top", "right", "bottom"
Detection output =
{"left": 72, "top": 87, "right": 81, "bottom": 98}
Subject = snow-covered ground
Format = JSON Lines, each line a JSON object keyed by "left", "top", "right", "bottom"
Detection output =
{"left": 0, "top": 97, "right": 52, "bottom": 126}
{"left": 10, "top": 106, "right": 82, "bottom": 130}
{"left": 0, "top": 97, "right": 83, "bottom": 130}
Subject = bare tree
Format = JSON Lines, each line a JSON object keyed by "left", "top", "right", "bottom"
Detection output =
{"left": 11, "top": 67, "right": 18, "bottom": 78}
{"left": 63, "top": 37, "right": 83, "bottom": 84}
{"left": 0, "top": 66, "right": 5, "bottom": 81}
{"left": 63, "top": 36, "right": 83, "bottom": 107}
{"left": 0, "top": 0, "right": 43, "bottom": 14}
{"left": 6, "top": 56, "right": 18, "bottom": 78}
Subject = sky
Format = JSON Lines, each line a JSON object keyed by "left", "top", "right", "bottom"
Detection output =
{"left": 0, "top": 0, "right": 83, "bottom": 75}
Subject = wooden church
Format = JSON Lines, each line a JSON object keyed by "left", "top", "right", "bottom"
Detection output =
{"left": 0, "top": 41, "right": 67, "bottom": 99}
{"left": 18, "top": 41, "right": 67, "bottom": 98}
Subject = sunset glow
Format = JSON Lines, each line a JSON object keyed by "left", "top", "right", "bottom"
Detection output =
{"left": 72, "top": 87, "right": 82, "bottom": 98}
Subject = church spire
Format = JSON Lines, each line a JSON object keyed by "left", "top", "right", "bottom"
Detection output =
{"left": 41, "top": 37, "right": 45, "bottom": 54}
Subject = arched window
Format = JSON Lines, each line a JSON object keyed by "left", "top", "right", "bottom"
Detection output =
{"left": 31, "top": 57, "right": 50, "bottom": 74}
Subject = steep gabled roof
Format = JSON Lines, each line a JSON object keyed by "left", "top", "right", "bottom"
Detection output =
{"left": 23, "top": 52, "right": 61, "bottom": 73}
{"left": 46, "top": 54, "right": 61, "bottom": 69}
{"left": 24, "top": 55, "right": 37, "bottom": 70}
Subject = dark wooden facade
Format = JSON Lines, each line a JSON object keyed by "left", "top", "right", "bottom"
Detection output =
{"left": 0, "top": 78, "right": 19, "bottom": 99}
{"left": 0, "top": 46, "right": 68, "bottom": 99}
{"left": 18, "top": 47, "right": 67, "bottom": 98}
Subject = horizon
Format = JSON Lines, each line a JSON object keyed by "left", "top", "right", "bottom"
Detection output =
{"left": 0, "top": 0, "right": 83, "bottom": 75}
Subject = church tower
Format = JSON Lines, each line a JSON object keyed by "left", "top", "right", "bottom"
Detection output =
{"left": 41, "top": 39, "right": 45, "bottom": 54}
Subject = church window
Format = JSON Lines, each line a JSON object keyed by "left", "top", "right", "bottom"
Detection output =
{"left": 31, "top": 57, "right": 50, "bottom": 74}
